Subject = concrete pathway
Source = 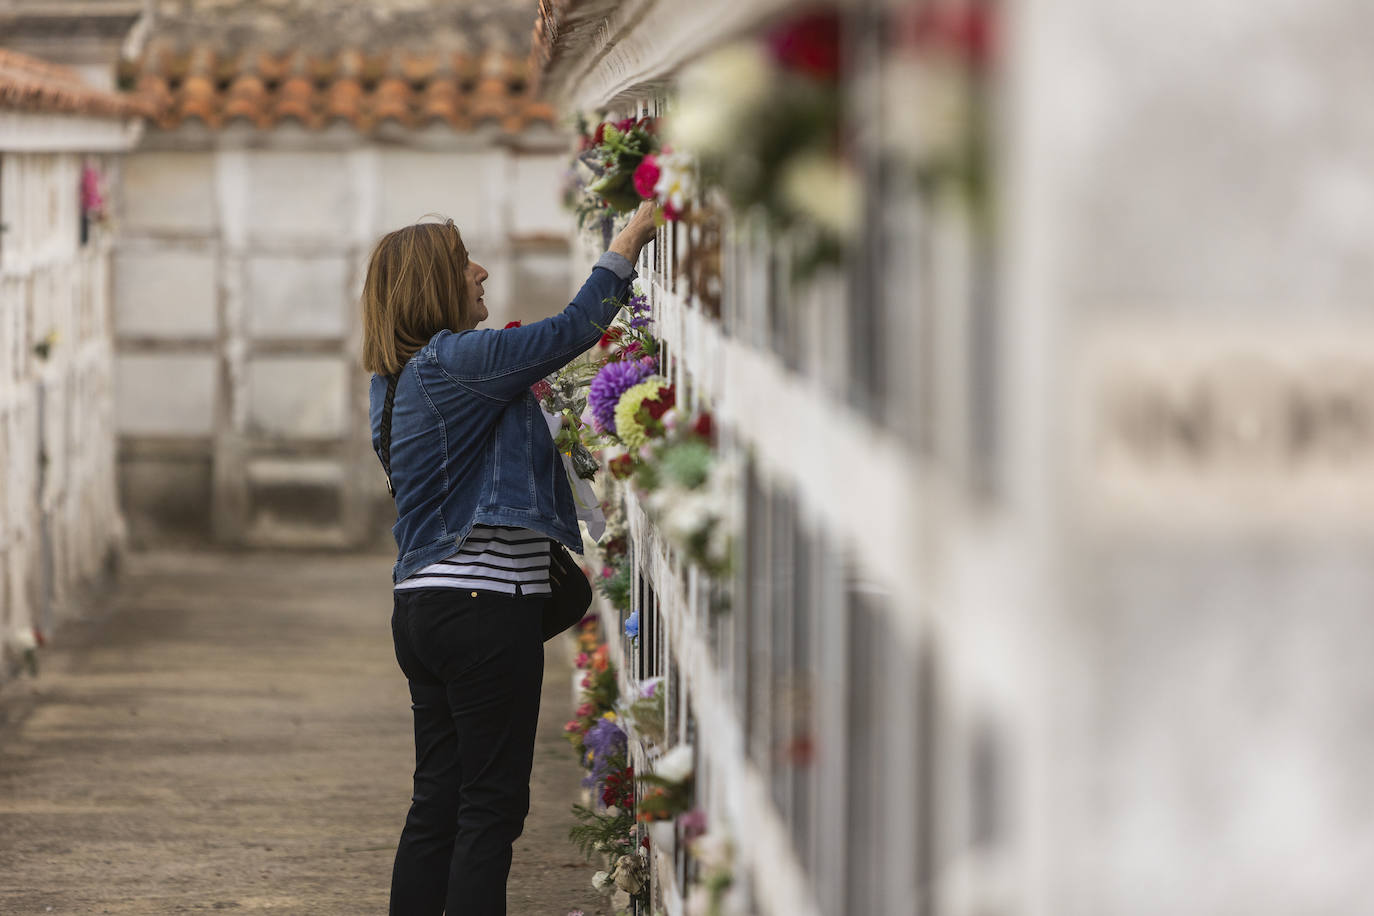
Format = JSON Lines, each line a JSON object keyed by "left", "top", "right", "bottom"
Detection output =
{"left": 0, "top": 551, "right": 609, "bottom": 915}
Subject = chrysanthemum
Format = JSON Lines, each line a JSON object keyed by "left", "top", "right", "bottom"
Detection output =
{"left": 613, "top": 377, "right": 672, "bottom": 449}
{"left": 588, "top": 359, "right": 655, "bottom": 433}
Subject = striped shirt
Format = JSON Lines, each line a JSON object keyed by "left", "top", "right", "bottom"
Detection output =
{"left": 394, "top": 525, "right": 552, "bottom": 596}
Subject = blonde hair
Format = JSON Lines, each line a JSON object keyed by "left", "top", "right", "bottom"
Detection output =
{"left": 360, "top": 217, "right": 473, "bottom": 376}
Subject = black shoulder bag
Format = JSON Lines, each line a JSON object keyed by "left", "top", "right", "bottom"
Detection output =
{"left": 380, "top": 373, "right": 592, "bottom": 641}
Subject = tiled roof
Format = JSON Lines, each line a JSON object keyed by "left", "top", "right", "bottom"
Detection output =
{"left": 0, "top": 48, "right": 155, "bottom": 119}
{"left": 119, "top": 45, "right": 557, "bottom": 133}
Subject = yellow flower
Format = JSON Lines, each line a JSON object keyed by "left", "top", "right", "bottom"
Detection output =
{"left": 602, "top": 711, "right": 617, "bottom": 721}
{"left": 613, "top": 377, "right": 670, "bottom": 449}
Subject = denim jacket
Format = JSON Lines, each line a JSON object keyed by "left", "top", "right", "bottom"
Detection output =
{"left": 370, "top": 252, "right": 635, "bottom": 584}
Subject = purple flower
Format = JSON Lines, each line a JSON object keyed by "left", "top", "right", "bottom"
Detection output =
{"left": 624, "top": 610, "right": 640, "bottom": 638}
{"left": 679, "top": 808, "right": 708, "bottom": 843}
{"left": 588, "top": 359, "right": 654, "bottom": 434}
{"left": 629, "top": 317, "right": 651, "bottom": 329}
{"left": 584, "top": 718, "right": 627, "bottom": 758}
{"left": 581, "top": 718, "right": 629, "bottom": 789}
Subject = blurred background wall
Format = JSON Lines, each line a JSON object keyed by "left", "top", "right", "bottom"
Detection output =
{"left": 0, "top": 38, "right": 147, "bottom": 678}
{"left": 99, "top": 0, "right": 577, "bottom": 548}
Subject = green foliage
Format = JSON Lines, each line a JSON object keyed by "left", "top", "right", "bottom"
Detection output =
{"left": 568, "top": 803, "right": 636, "bottom": 861}
{"left": 600, "top": 563, "right": 633, "bottom": 611}
{"left": 660, "top": 440, "right": 713, "bottom": 490}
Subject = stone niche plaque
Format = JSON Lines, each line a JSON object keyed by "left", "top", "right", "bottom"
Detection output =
{"left": 1078, "top": 322, "right": 1374, "bottom": 530}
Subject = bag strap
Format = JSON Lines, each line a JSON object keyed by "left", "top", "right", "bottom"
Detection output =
{"left": 379, "top": 372, "right": 399, "bottom": 499}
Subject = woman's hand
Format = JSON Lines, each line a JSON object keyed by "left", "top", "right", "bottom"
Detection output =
{"left": 608, "top": 201, "right": 659, "bottom": 264}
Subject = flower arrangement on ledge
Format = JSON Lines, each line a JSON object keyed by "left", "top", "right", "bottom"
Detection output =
{"left": 565, "top": 621, "right": 660, "bottom": 911}
{"left": 668, "top": 8, "right": 852, "bottom": 274}
{"left": 565, "top": 113, "right": 696, "bottom": 233}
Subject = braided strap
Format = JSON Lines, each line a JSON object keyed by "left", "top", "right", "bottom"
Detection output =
{"left": 380, "top": 372, "right": 399, "bottom": 498}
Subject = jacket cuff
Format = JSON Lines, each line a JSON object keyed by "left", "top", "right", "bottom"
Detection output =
{"left": 594, "top": 251, "right": 638, "bottom": 281}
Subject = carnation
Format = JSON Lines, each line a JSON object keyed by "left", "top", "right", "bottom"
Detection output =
{"left": 588, "top": 359, "right": 655, "bottom": 434}
{"left": 633, "top": 154, "right": 661, "bottom": 200}
{"left": 613, "top": 377, "right": 672, "bottom": 449}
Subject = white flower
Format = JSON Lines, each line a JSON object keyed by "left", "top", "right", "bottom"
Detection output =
{"left": 664, "top": 489, "right": 715, "bottom": 543}
{"left": 689, "top": 831, "right": 733, "bottom": 872}
{"left": 654, "top": 743, "right": 694, "bottom": 784}
{"left": 10, "top": 626, "right": 37, "bottom": 651}
{"left": 779, "top": 152, "right": 861, "bottom": 238}
{"left": 592, "top": 870, "right": 614, "bottom": 894}
{"left": 653, "top": 150, "right": 698, "bottom": 215}
{"left": 670, "top": 44, "right": 775, "bottom": 157}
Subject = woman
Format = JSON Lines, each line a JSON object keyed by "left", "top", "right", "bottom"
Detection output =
{"left": 360, "top": 201, "right": 658, "bottom": 915}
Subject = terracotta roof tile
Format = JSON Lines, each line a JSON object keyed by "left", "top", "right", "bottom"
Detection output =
{"left": 1, "top": 48, "right": 155, "bottom": 120}
{"left": 324, "top": 76, "right": 364, "bottom": 125}
{"left": 121, "top": 42, "right": 556, "bottom": 135}
{"left": 223, "top": 73, "right": 272, "bottom": 128}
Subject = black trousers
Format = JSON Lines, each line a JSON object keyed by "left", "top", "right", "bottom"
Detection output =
{"left": 389, "top": 588, "right": 545, "bottom": 916}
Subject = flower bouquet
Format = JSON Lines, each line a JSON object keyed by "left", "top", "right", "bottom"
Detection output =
{"left": 585, "top": 116, "right": 661, "bottom": 213}
{"left": 636, "top": 743, "right": 694, "bottom": 823}
{"left": 669, "top": 9, "right": 854, "bottom": 273}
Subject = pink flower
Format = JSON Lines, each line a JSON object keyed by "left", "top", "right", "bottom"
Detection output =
{"left": 576, "top": 702, "right": 595, "bottom": 717}
{"left": 633, "top": 154, "right": 661, "bottom": 200}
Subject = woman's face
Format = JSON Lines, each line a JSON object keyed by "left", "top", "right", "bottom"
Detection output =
{"left": 464, "top": 257, "right": 489, "bottom": 327}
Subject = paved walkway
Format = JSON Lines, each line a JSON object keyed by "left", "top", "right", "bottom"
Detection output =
{"left": 0, "top": 551, "right": 608, "bottom": 915}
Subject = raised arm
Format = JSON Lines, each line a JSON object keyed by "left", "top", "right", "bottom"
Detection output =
{"left": 433, "top": 202, "right": 659, "bottom": 401}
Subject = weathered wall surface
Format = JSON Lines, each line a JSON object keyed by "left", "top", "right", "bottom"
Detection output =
{"left": 115, "top": 128, "right": 575, "bottom": 549}
{"left": 0, "top": 150, "right": 125, "bottom": 678}
{"left": 1011, "top": 1, "right": 1374, "bottom": 912}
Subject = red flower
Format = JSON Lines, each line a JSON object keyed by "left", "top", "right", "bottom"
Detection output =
{"left": 609, "top": 454, "right": 636, "bottom": 480}
{"left": 622, "top": 341, "right": 644, "bottom": 360}
{"left": 599, "top": 326, "right": 625, "bottom": 349}
{"left": 691, "top": 412, "right": 714, "bottom": 441}
{"left": 633, "top": 154, "right": 661, "bottom": 200}
{"left": 767, "top": 10, "right": 842, "bottom": 81}
{"left": 593, "top": 121, "right": 610, "bottom": 145}
{"left": 642, "top": 386, "right": 675, "bottom": 420}
{"left": 504, "top": 320, "right": 522, "bottom": 329}
{"left": 615, "top": 116, "right": 637, "bottom": 133}
{"left": 530, "top": 379, "right": 553, "bottom": 400}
